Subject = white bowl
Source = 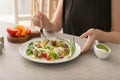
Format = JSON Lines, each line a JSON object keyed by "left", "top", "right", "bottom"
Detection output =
{"left": 94, "top": 43, "right": 111, "bottom": 59}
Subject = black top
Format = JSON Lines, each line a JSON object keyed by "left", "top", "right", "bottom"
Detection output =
{"left": 62, "top": 0, "right": 111, "bottom": 36}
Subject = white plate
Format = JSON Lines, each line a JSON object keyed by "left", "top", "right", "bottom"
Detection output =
{"left": 19, "top": 37, "right": 81, "bottom": 64}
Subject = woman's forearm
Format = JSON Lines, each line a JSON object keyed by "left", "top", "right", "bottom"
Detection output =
{"left": 47, "top": 20, "right": 62, "bottom": 32}
{"left": 47, "top": 0, "right": 63, "bottom": 32}
{"left": 96, "top": 29, "right": 120, "bottom": 43}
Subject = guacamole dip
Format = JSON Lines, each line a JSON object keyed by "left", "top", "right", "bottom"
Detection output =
{"left": 96, "top": 44, "right": 109, "bottom": 52}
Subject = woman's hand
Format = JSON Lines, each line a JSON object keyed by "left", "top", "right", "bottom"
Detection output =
{"left": 32, "top": 12, "right": 51, "bottom": 31}
{"left": 80, "top": 28, "right": 97, "bottom": 53}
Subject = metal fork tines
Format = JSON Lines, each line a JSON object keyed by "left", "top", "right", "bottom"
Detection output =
{"left": 40, "top": 28, "right": 48, "bottom": 40}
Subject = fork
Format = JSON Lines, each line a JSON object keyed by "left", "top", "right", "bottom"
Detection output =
{"left": 36, "top": 0, "right": 48, "bottom": 40}
{"left": 40, "top": 20, "right": 49, "bottom": 40}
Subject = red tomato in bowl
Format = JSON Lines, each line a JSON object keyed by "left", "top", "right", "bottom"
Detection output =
{"left": 15, "top": 30, "right": 21, "bottom": 37}
{"left": 26, "top": 28, "right": 31, "bottom": 34}
{"left": 7, "top": 28, "right": 20, "bottom": 36}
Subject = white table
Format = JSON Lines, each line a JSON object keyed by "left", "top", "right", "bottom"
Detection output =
{"left": 0, "top": 22, "right": 120, "bottom": 80}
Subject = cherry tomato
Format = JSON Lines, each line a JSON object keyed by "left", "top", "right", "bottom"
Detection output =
{"left": 41, "top": 52, "right": 47, "bottom": 58}
{"left": 46, "top": 55, "right": 51, "bottom": 60}
{"left": 7, "top": 28, "right": 19, "bottom": 36}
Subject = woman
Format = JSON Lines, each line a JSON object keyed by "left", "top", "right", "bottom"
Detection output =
{"left": 32, "top": 0, "right": 120, "bottom": 53}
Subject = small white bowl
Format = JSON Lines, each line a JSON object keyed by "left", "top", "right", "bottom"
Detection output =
{"left": 94, "top": 43, "right": 111, "bottom": 59}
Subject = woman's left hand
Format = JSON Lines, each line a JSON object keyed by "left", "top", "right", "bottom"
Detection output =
{"left": 80, "top": 28, "right": 97, "bottom": 53}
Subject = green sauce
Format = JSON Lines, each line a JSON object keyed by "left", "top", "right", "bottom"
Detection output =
{"left": 96, "top": 44, "right": 109, "bottom": 52}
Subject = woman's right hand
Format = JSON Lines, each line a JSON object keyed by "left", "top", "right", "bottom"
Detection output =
{"left": 32, "top": 12, "right": 51, "bottom": 31}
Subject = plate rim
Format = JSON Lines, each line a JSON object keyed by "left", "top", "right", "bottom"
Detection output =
{"left": 19, "top": 37, "right": 81, "bottom": 64}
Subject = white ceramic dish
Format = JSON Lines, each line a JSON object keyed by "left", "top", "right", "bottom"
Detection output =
{"left": 94, "top": 43, "right": 111, "bottom": 59}
{"left": 19, "top": 37, "right": 81, "bottom": 64}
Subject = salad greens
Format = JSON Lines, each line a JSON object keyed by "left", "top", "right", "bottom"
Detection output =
{"left": 26, "top": 37, "right": 76, "bottom": 61}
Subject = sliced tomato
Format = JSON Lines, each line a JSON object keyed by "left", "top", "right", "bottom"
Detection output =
{"left": 7, "top": 28, "right": 19, "bottom": 36}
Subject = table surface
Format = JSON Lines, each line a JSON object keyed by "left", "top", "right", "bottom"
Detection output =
{"left": 0, "top": 22, "right": 120, "bottom": 80}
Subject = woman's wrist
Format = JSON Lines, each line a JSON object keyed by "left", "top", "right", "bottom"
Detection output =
{"left": 95, "top": 29, "right": 110, "bottom": 42}
{"left": 95, "top": 29, "right": 103, "bottom": 41}
{"left": 45, "top": 20, "right": 61, "bottom": 32}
